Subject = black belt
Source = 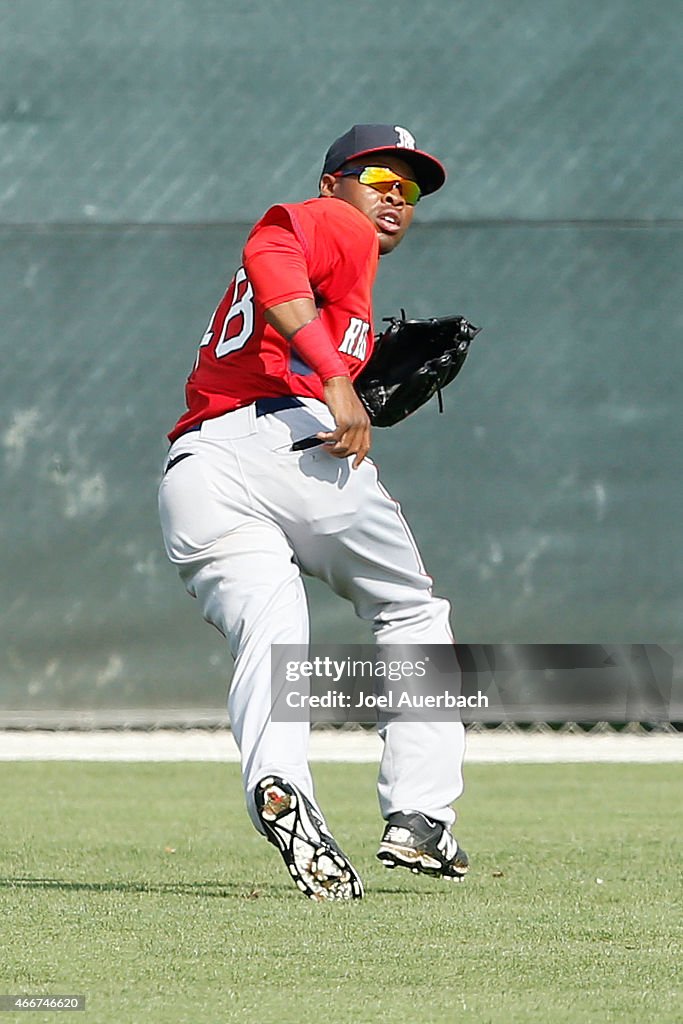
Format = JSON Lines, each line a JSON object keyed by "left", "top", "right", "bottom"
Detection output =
{"left": 255, "top": 396, "right": 303, "bottom": 416}
{"left": 180, "top": 397, "right": 304, "bottom": 438}
{"left": 168, "top": 397, "right": 315, "bottom": 472}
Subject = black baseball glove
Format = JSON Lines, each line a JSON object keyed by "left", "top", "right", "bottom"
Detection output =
{"left": 354, "top": 312, "right": 481, "bottom": 427}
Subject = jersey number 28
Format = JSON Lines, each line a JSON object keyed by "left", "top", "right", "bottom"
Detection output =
{"left": 196, "top": 267, "right": 254, "bottom": 364}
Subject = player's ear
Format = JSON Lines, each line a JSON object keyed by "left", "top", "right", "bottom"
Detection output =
{"left": 319, "top": 173, "right": 338, "bottom": 198}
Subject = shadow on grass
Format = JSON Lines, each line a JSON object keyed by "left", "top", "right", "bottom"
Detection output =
{"left": 0, "top": 877, "right": 259, "bottom": 898}
{"left": 0, "top": 875, "right": 451, "bottom": 901}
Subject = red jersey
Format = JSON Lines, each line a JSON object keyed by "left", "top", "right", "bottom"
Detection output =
{"left": 168, "top": 197, "right": 380, "bottom": 442}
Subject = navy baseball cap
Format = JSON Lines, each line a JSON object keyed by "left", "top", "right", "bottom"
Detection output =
{"left": 321, "top": 124, "right": 446, "bottom": 196}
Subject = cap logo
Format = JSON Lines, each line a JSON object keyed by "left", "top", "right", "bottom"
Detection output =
{"left": 394, "top": 126, "right": 416, "bottom": 149}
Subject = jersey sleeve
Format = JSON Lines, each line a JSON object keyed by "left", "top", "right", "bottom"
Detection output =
{"left": 242, "top": 216, "right": 314, "bottom": 310}
{"left": 242, "top": 204, "right": 351, "bottom": 383}
{"left": 243, "top": 199, "right": 379, "bottom": 310}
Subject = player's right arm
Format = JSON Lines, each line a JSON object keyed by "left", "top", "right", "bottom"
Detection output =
{"left": 244, "top": 222, "right": 372, "bottom": 467}
{"left": 263, "top": 296, "right": 371, "bottom": 469}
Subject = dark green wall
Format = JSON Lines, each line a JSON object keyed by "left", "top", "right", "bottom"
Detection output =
{"left": 1, "top": 1, "right": 681, "bottom": 711}
{"left": 1, "top": 1, "right": 681, "bottom": 223}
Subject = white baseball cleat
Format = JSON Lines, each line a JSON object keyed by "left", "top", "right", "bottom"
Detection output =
{"left": 255, "top": 775, "right": 364, "bottom": 901}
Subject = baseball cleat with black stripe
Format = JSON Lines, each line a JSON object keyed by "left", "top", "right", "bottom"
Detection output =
{"left": 255, "top": 775, "right": 364, "bottom": 901}
{"left": 377, "top": 810, "right": 469, "bottom": 881}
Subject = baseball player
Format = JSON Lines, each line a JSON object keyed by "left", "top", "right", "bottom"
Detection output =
{"left": 158, "top": 124, "right": 468, "bottom": 900}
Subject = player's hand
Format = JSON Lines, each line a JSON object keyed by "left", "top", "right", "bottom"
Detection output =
{"left": 319, "top": 376, "right": 372, "bottom": 469}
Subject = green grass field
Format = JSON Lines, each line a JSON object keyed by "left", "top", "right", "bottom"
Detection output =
{"left": 0, "top": 761, "right": 680, "bottom": 1024}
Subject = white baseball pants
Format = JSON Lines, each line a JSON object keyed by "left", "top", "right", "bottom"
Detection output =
{"left": 158, "top": 399, "right": 465, "bottom": 832}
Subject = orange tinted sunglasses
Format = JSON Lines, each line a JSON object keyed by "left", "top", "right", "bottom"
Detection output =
{"left": 333, "top": 166, "right": 422, "bottom": 205}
